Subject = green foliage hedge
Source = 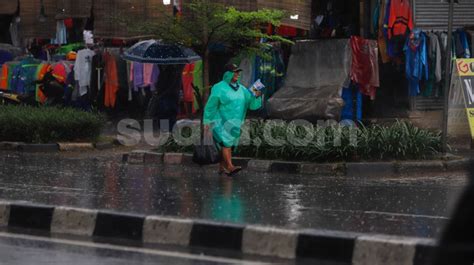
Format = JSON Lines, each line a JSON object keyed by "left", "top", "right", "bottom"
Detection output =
{"left": 161, "top": 120, "right": 442, "bottom": 162}
{"left": 0, "top": 105, "right": 105, "bottom": 143}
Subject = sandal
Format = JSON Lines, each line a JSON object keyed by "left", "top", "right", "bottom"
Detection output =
{"left": 218, "top": 167, "right": 226, "bottom": 175}
{"left": 225, "top": 166, "right": 242, "bottom": 176}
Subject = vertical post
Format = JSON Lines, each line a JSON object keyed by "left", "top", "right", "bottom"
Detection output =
{"left": 441, "top": 0, "right": 455, "bottom": 153}
{"left": 364, "top": 0, "right": 371, "bottom": 38}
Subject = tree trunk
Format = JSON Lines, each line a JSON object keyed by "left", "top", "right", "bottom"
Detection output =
{"left": 202, "top": 48, "right": 210, "bottom": 104}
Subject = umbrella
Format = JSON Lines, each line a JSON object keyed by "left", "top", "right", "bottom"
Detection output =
{"left": 123, "top": 40, "right": 201, "bottom": 65}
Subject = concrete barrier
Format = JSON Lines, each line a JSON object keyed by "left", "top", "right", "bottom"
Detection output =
{"left": 0, "top": 200, "right": 438, "bottom": 264}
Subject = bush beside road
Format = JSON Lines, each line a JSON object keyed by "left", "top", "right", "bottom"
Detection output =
{"left": 0, "top": 105, "right": 105, "bottom": 143}
{"left": 161, "top": 120, "right": 442, "bottom": 162}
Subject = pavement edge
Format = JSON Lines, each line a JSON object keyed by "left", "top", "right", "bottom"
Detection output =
{"left": 0, "top": 201, "right": 438, "bottom": 264}
{"left": 123, "top": 151, "right": 472, "bottom": 177}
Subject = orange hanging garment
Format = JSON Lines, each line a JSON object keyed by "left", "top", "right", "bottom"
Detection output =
{"left": 104, "top": 52, "right": 119, "bottom": 108}
{"left": 388, "top": 0, "right": 413, "bottom": 40}
{"left": 0, "top": 64, "right": 8, "bottom": 90}
{"left": 36, "top": 64, "right": 51, "bottom": 104}
{"left": 182, "top": 63, "right": 195, "bottom": 103}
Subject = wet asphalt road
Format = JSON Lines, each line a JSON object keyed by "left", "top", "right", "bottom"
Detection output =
{"left": 0, "top": 232, "right": 260, "bottom": 265}
{"left": 0, "top": 151, "right": 468, "bottom": 238}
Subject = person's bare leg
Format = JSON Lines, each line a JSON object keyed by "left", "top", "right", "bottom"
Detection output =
{"left": 222, "top": 147, "right": 234, "bottom": 170}
{"left": 219, "top": 157, "right": 226, "bottom": 173}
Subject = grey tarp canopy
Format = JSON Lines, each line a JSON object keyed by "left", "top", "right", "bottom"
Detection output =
{"left": 267, "top": 39, "right": 351, "bottom": 121}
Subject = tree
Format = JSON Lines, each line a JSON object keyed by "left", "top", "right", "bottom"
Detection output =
{"left": 126, "top": 0, "right": 292, "bottom": 97}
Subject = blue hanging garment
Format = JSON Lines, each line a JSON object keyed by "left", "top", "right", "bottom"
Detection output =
{"left": 460, "top": 30, "right": 471, "bottom": 58}
{"left": 341, "top": 83, "right": 363, "bottom": 122}
{"left": 341, "top": 87, "right": 353, "bottom": 121}
{"left": 405, "top": 29, "right": 429, "bottom": 96}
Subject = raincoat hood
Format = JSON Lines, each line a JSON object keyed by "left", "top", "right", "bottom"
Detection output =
{"left": 222, "top": 71, "right": 242, "bottom": 85}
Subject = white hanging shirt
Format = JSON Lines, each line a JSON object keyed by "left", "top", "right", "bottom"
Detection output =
{"left": 74, "top": 48, "right": 95, "bottom": 96}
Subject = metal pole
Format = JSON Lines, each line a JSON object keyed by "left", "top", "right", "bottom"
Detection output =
{"left": 442, "top": 0, "right": 455, "bottom": 153}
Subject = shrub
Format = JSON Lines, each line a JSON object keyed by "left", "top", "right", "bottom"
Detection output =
{"left": 0, "top": 105, "right": 105, "bottom": 143}
{"left": 160, "top": 120, "right": 442, "bottom": 162}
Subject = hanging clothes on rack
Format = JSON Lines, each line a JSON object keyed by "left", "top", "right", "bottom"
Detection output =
{"left": 130, "top": 62, "right": 144, "bottom": 90}
{"left": 129, "top": 62, "right": 159, "bottom": 90}
{"left": 341, "top": 82, "right": 363, "bottom": 122}
{"left": 378, "top": 0, "right": 390, "bottom": 63}
{"left": 11, "top": 57, "right": 41, "bottom": 95}
{"left": 0, "top": 50, "right": 13, "bottom": 66}
{"left": 388, "top": 0, "right": 413, "bottom": 57}
{"left": 35, "top": 63, "right": 51, "bottom": 103}
{"left": 9, "top": 18, "right": 21, "bottom": 47}
{"left": 143, "top": 63, "right": 159, "bottom": 90}
{"left": 74, "top": 48, "right": 95, "bottom": 96}
{"left": 90, "top": 51, "right": 104, "bottom": 107}
{"left": 405, "top": 29, "right": 429, "bottom": 96}
{"left": 4, "top": 61, "right": 19, "bottom": 91}
{"left": 350, "top": 36, "right": 380, "bottom": 100}
{"left": 51, "top": 20, "right": 68, "bottom": 45}
{"left": 192, "top": 60, "right": 203, "bottom": 112}
{"left": 182, "top": 63, "right": 195, "bottom": 103}
{"left": 424, "top": 32, "right": 442, "bottom": 97}
{"left": 104, "top": 51, "right": 119, "bottom": 108}
{"left": 454, "top": 29, "right": 471, "bottom": 59}
{"left": 0, "top": 64, "right": 8, "bottom": 90}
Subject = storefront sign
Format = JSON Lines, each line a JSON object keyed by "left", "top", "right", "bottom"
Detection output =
{"left": 456, "top": 59, "right": 474, "bottom": 140}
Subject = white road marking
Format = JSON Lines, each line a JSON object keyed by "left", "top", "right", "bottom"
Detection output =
{"left": 0, "top": 232, "right": 271, "bottom": 265}
{"left": 321, "top": 208, "right": 449, "bottom": 219}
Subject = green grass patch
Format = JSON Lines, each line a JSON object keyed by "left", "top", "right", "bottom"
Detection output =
{"left": 160, "top": 120, "right": 442, "bottom": 162}
{"left": 0, "top": 105, "right": 105, "bottom": 143}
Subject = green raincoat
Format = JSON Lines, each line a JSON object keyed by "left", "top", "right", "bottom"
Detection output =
{"left": 203, "top": 71, "right": 262, "bottom": 148}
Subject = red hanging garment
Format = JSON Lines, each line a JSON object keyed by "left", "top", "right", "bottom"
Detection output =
{"left": 350, "top": 36, "right": 380, "bottom": 100}
{"left": 64, "top": 18, "right": 73, "bottom": 29}
{"left": 182, "top": 63, "right": 195, "bottom": 103}
{"left": 388, "top": 0, "right": 413, "bottom": 39}
{"left": 276, "top": 25, "right": 298, "bottom": 37}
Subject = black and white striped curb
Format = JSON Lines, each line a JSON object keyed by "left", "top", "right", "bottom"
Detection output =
{"left": 0, "top": 201, "right": 436, "bottom": 264}
{"left": 124, "top": 151, "right": 472, "bottom": 177}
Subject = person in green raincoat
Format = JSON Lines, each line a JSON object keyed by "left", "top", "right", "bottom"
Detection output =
{"left": 203, "top": 64, "right": 262, "bottom": 176}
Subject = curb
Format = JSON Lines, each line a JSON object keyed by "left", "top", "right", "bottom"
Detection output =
{"left": 123, "top": 151, "right": 472, "bottom": 177}
{"left": 0, "top": 200, "right": 437, "bottom": 264}
{"left": 18, "top": 143, "right": 59, "bottom": 153}
{"left": 0, "top": 141, "right": 117, "bottom": 153}
{"left": 58, "top": 143, "right": 95, "bottom": 152}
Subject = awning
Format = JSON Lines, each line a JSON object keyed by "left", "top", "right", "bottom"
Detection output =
{"left": 0, "top": 1, "right": 18, "bottom": 15}
{"left": 214, "top": 0, "right": 258, "bottom": 11}
{"left": 19, "top": 0, "right": 56, "bottom": 39}
{"left": 94, "top": 0, "right": 173, "bottom": 39}
{"left": 257, "top": 0, "right": 312, "bottom": 30}
{"left": 55, "top": 0, "right": 92, "bottom": 19}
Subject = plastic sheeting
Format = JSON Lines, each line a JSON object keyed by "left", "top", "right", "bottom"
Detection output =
{"left": 267, "top": 39, "right": 351, "bottom": 121}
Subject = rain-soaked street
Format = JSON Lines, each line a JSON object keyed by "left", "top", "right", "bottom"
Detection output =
{"left": 0, "top": 151, "right": 468, "bottom": 239}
